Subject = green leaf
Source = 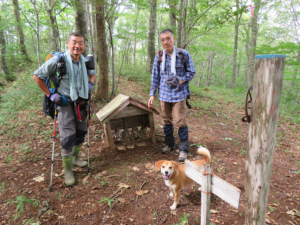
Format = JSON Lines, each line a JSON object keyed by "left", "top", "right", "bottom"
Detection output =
{"left": 269, "top": 206, "right": 275, "bottom": 212}
{"left": 225, "top": 137, "right": 232, "bottom": 141}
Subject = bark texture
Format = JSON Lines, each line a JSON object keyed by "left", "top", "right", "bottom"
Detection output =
{"left": 169, "top": 0, "right": 176, "bottom": 36}
{"left": 46, "top": 0, "right": 60, "bottom": 51}
{"left": 176, "top": 0, "right": 184, "bottom": 48}
{"left": 12, "top": 0, "right": 31, "bottom": 62}
{"left": 247, "top": 0, "right": 261, "bottom": 86}
{"left": 245, "top": 56, "right": 285, "bottom": 225}
{"left": 74, "top": 0, "right": 89, "bottom": 56}
{"left": 94, "top": 0, "right": 109, "bottom": 100}
{"left": 146, "top": 0, "right": 157, "bottom": 73}
{"left": 231, "top": 0, "right": 240, "bottom": 86}
{"left": 0, "top": 15, "right": 11, "bottom": 79}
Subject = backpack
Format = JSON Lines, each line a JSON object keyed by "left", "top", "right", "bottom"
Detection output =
{"left": 156, "top": 48, "right": 192, "bottom": 109}
{"left": 43, "top": 52, "right": 67, "bottom": 119}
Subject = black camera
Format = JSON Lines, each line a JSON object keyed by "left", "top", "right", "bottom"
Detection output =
{"left": 85, "top": 55, "right": 95, "bottom": 70}
{"left": 57, "top": 56, "right": 67, "bottom": 76}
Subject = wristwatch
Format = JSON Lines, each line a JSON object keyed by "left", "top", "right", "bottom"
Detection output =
{"left": 89, "top": 81, "right": 94, "bottom": 85}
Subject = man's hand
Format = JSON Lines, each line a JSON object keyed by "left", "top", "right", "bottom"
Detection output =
{"left": 148, "top": 96, "right": 155, "bottom": 108}
{"left": 49, "top": 93, "right": 61, "bottom": 104}
{"left": 88, "top": 81, "right": 94, "bottom": 92}
{"left": 179, "top": 80, "right": 186, "bottom": 86}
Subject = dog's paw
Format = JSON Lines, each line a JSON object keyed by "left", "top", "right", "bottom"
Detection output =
{"left": 169, "top": 192, "right": 174, "bottom": 198}
{"left": 170, "top": 203, "right": 177, "bottom": 210}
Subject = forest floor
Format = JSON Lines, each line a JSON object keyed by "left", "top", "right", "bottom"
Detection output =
{"left": 0, "top": 77, "right": 300, "bottom": 225}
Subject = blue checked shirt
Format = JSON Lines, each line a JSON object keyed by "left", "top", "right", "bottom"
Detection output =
{"left": 150, "top": 46, "right": 196, "bottom": 102}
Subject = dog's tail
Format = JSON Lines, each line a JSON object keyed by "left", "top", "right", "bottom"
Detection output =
{"left": 197, "top": 147, "right": 211, "bottom": 163}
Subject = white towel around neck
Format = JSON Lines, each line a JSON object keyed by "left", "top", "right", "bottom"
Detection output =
{"left": 161, "top": 47, "right": 176, "bottom": 75}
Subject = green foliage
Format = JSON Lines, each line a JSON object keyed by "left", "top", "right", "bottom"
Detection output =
{"left": 173, "top": 213, "right": 190, "bottom": 225}
{"left": 0, "top": 181, "right": 7, "bottom": 192}
{"left": 7, "top": 195, "right": 38, "bottom": 221}
{"left": 98, "top": 197, "right": 114, "bottom": 207}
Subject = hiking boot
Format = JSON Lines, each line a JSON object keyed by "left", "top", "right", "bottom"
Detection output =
{"left": 161, "top": 145, "right": 174, "bottom": 154}
{"left": 62, "top": 155, "right": 75, "bottom": 186}
{"left": 72, "top": 145, "right": 87, "bottom": 168}
{"left": 178, "top": 152, "right": 188, "bottom": 162}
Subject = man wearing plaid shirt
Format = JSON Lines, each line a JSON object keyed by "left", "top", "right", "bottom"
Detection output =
{"left": 148, "top": 28, "right": 196, "bottom": 162}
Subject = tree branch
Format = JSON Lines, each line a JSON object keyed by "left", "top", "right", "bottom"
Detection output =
{"left": 187, "top": 0, "right": 222, "bottom": 34}
{"left": 18, "top": 7, "right": 37, "bottom": 35}
{"left": 184, "top": 16, "right": 231, "bottom": 48}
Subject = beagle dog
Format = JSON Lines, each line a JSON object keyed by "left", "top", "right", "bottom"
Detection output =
{"left": 155, "top": 147, "right": 211, "bottom": 210}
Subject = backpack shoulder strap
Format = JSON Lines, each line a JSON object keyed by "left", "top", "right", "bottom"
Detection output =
{"left": 157, "top": 51, "right": 163, "bottom": 63}
{"left": 177, "top": 48, "right": 187, "bottom": 72}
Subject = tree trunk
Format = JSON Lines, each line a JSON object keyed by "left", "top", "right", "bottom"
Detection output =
{"left": 132, "top": 7, "right": 140, "bottom": 70}
{"left": 247, "top": 0, "right": 261, "bottom": 86}
{"left": 169, "top": 0, "right": 176, "bottom": 35}
{"left": 0, "top": 15, "right": 12, "bottom": 81}
{"left": 30, "top": 0, "right": 42, "bottom": 66}
{"left": 181, "top": 0, "right": 188, "bottom": 49}
{"left": 46, "top": 0, "right": 60, "bottom": 51}
{"left": 232, "top": 0, "right": 240, "bottom": 86}
{"left": 146, "top": 0, "right": 157, "bottom": 73}
{"left": 74, "top": 0, "right": 89, "bottom": 56}
{"left": 205, "top": 52, "right": 215, "bottom": 87}
{"left": 94, "top": 0, "right": 109, "bottom": 100}
{"left": 87, "top": 0, "right": 96, "bottom": 61}
{"left": 176, "top": 0, "right": 184, "bottom": 48}
{"left": 245, "top": 55, "right": 285, "bottom": 225}
{"left": 12, "top": 0, "right": 31, "bottom": 62}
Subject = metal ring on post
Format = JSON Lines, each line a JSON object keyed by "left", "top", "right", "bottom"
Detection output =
{"left": 242, "top": 86, "right": 253, "bottom": 123}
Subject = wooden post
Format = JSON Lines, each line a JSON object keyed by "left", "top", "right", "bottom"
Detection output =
{"left": 104, "top": 121, "right": 116, "bottom": 150}
{"left": 201, "top": 164, "right": 211, "bottom": 225}
{"left": 245, "top": 54, "right": 286, "bottom": 224}
{"left": 148, "top": 113, "right": 156, "bottom": 143}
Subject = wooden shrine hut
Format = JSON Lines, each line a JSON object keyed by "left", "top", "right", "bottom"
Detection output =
{"left": 96, "top": 94, "right": 159, "bottom": 150}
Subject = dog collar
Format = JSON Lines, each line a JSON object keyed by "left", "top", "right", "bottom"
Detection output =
{"left": 169, "top": 173, "right": 175, "bottom": 179}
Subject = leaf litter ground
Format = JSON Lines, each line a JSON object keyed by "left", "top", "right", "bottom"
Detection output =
{"left": 0, "top": 77, "right": 300, "bottom": 224}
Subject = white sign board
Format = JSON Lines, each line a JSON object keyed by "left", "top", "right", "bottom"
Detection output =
{"left": 185, "top": 160, "right": 241, "bottom": 209}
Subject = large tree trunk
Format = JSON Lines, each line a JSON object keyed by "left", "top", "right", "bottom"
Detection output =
{"left": 176, "top": 0, "right": 184, "bottom": 48}
{"left": 74, "top": 0, "right": 89, "bottom": 56}
{"left": 46, "top": 0, "right": 60, "bottom": 51}
{"left": 146, "top": 0, "right": 157, "bottom": 73}
{"left": 12, "top": 0, "right": 31, "bottom": 62}
{"left": 132, "top": 7, "right": 140, "bottom": 70}
{"left": 232, "top": 0, "right": 240, "bottom": 86}
{"left": 181, "top": 0, "right": 188, "bottom": 49}
{"left": 94, "top": 0, "right": 109, "bottom": 100}
{"left": 247, "top": 0, "right": 261, "bottom": 86}
{"left": 0, "top": 15, "right": 12, "bottom": 81}
{"left": 169, "top": 0, "right": 176, "bottom": 35}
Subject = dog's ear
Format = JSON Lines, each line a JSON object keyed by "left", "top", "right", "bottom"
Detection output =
{"left": 155, "top": 160, "right": 164, "bottom": 170}
{"left": 171, "top": 161, "right": 179, "bottom": 170}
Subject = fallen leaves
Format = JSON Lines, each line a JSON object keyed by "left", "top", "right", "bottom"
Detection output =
{"left": 287, "top": 209, "right": 300, "bottom": 217}
{"left": 33, "top": 176, "right": 44, "bottom": 182}
{"left": 118, "top": 183, "right": 131, "bottom": 189}
{"left": 136, "top": 190, "right": 148, "bottom": 195}
{"left": 132, "top": 167, "right": 140, "bottom": 171}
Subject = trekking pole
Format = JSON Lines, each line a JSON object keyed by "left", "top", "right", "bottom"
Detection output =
{"left": 87, "top": 98, "right": 91, "bottom": 174}
{"left": 49, "top": 106, "right": 57, "bottom": 192}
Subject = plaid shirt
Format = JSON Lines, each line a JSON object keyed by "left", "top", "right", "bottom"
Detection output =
{"left": 150, "top": 46, "right": 196, "bottom": 102}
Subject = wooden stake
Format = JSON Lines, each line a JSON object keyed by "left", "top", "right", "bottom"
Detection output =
{"left": 245, "top": 54, "right": 286, "bottom": 224}
{"left": 201, "top": 164, "right": 211, "bottom": 225}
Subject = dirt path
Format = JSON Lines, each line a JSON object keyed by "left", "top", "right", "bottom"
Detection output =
{"left": 0, "top": 77, "right": 299, "bottom": 224}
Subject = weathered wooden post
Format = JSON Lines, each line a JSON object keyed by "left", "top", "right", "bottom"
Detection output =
{"left": 200, "top": 164, "right": 211, "bottom": 225}
{"left": 245, "top": 54, "right": 286, "bottom": 224}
